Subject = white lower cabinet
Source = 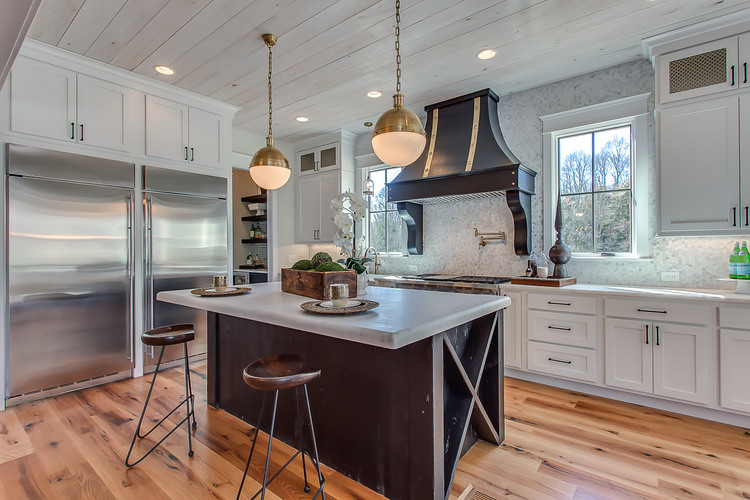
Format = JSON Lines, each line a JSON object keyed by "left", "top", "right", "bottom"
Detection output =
{"left": 502, "top": 290, "right": 522, "bottom": 369}
{"left": 525, "top": 292, "right": 597, "bottom": 383}
{"left": 719, "top": 306, "right": 750, "bottom": 413}
{"left": 604, "top": 307, "right": 710, "bottom": 405}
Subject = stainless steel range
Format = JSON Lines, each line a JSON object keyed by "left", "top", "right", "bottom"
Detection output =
{"left": 384, "top": 274, "right": 512, "bottom": 294}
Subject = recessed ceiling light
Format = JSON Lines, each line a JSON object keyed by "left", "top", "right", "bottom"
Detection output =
{"left": 367, "top": 90, "right": 382, "bottom": 98}
{"left": 476, "top": 49, "right": 496, "bottom": 60}
{"left": 154, "top": 65, "right": 174, "bottom": 75}
{"left": 296, "top": 116, "right": 309, "bottom": 122}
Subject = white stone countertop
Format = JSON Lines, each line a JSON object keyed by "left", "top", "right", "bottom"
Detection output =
{"left": 370, "top": 275, "right": 750, "bottom": 304}
{"left": 157, "top": 282, "right": 510, "bottom": 350}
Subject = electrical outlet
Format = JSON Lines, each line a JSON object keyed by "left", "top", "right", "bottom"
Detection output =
{"left": 661, "top": 271, "right": 680, "bottom": 282}
{"left": 288, "top": 254, "right": 298, "bottom": 264}
{"left": 409, "top": 265, "right": 418, "bottom": 272}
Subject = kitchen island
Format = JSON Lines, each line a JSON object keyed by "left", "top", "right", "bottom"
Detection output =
{"left": 158, "top": 283, "right": 510, "bottom": 500}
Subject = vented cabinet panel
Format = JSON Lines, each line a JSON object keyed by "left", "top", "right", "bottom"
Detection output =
{"left": 668, "top": 48, "right": 727, "bottom": 94}
{"left": 658, "top": 36, "right": 738, "bottom": 104}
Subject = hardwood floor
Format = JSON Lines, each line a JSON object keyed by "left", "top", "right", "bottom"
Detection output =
{"left": 1, "top": 365, "right": 749, "bottom": 499}
{"left": 451, "top": 378, "right": 750, "bottom": 500}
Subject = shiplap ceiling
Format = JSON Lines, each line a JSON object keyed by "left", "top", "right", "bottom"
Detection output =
{"left": 26, "top": 0, "right": 750, "bottom": 144}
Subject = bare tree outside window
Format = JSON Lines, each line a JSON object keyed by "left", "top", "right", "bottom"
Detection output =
{"left": 368, "top": 167, "right": 403, "bottom": 253}
{"left": 558, "top": 126, "right": 632, "bottom": 254}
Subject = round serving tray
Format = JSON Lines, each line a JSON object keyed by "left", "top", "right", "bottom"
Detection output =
{"left": 191, "top": 287, "right": 250, "bottom": 297}
{"left": 300, "top": 299, "right": 379, "bottom": 315}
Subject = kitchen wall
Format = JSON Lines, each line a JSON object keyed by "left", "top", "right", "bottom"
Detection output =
{"left": 358, "top": 59, "right": 739, "bottom": 290}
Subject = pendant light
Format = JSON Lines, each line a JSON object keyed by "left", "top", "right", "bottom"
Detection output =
{"left": 371, "top": 0, "right": 426, "bottom": 167}
{"left": 249, "top": 34, "right": 291, "bottom": 190}
{"left": 363, "top": 176, "right": 375, "bottom": 196}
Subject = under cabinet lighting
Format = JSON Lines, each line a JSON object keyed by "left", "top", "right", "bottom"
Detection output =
{"left": 154, "top": 65, "right": 174, "bottom": 75}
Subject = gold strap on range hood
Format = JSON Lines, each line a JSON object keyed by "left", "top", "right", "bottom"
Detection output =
{"left": 422, "top": 108, "right": 438, "bottom": 178}
{"left": 465, "top": 97, "right": 480, "bottom": 172}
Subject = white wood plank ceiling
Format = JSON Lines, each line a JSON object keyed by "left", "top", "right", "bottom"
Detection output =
{"left": 26, "top": 0, "right": 750, "bottom": 144}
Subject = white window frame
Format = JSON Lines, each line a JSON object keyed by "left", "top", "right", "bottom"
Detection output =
{"left": 541, "top": 93, "right": 651, "bottom": 259}
{"left": 359, "top": 164, "right": 405, "bottom": 256}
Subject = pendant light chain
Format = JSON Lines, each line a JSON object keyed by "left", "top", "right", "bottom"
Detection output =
{"left": 395, "top": 0, "right": 401, "bottom": 94}
{"left": 267, "top": 43, "right": 273, "bottom": 138}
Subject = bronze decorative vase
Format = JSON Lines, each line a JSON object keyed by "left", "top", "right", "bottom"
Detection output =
{"left": 548, "top": 193, "right": 571, "bottom": 278}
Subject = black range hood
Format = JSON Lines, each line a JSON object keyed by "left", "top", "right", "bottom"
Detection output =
{"left": 387, "top": 89, "right": 535, "bottom": 255}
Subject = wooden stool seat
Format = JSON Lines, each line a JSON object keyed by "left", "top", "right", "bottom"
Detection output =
{"left": 141, "top": 323, "right": 195, "bottom": 346}
{"left": 243, "top": 353, "right": 321, "bottom": 391}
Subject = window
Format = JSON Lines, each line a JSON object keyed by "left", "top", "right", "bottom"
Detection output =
{"left": 541, "top": 94, "right": 650, "bottom": 258}
{"left": 366, "top": 166, "right": 402, "bottom": 253}
{"left": 558, "top": 125, "right": 632, "bottom": 253}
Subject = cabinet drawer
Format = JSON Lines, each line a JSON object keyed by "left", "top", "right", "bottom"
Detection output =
{"left": 527, "top": 293, "right": 596, "bottom": 314}
{"left": 719, "top": 306, "right": 750, "bottom": 330}
{"left": 528, "top": 310, "right": 596, "bottom": 348}
{"left": 527, "top": 341, "right": 597, "bottom": 383}
{"left": 604, "top": 298, "right": 708, "bottom": 325}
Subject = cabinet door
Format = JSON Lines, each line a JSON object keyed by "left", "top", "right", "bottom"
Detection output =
{"left": 659, "top": 97, "right": 740, "bottom": 234}
{"left": 10, "top": 57, "right": 76, "bottom": 142}
{"left": 318, "top": 143, "right": 339, "bottom": 172}
{"left": 652, "top": 323, "right": 709, "bottom": 404}
{"left": 719, "top": 328, "right": 750, "bottom": 413}
{"left": 604, "top": 318, "right": 652, "bottom": 394}
{"left": 739, "top": 33, "right": 750, "bottom": 88}
{"left": 740, "top": 96, "right": 750, "bottom": 227}
{"left": 298, "top": 148, "right": 317, "bottom": 175}
{"left": 188, "top": 107, "right": 222, "bottom": 166}
{"left": 76, "top": 74, "right": 136, "bottom": 152}
{"left": 296, "top": 174, "right": 320, "bottom": 243}
{"left": 502, "top": 291, "right": 522, "bottom": 369}
{"left": 317, "top": 170, "right": 340, "bottom": 242}
{"left": 146, "top": 95, "right": 189, "bottom": 162}
{"left": 658, "top": 36, "right": 738, "bottom": 104}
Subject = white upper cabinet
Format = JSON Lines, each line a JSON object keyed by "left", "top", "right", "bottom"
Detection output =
{"left": 145, "top": 95, "right": 222, "bottom": 167}
{"left": 658, "top": 37, "right": 739, "bottom": 104}
{"left": 9, "top": 56, "right": 138, "bottom": 152}
{"left": 658, "top": 97, "right": 742, "bottom": 234}
{"left": 298, "top": 143, "right": 339, "bottom": 176}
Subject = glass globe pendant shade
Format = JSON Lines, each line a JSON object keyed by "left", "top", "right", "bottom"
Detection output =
{"left": 249, "top": 136, "right": 290, "bottom": 190}
{"left": 371, "top": 94, "right": 426, "bottom": 166}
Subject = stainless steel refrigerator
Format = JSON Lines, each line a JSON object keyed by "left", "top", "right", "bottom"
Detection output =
{"left": 6, "top": 144, "right": 135, "bottom": 398}
{"left": 143, "top": 165, "right": 227, "bottom": 366}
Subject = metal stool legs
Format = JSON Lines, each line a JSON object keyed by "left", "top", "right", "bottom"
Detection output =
{"left": 125, "top": 343, "right": 196, "bottom": 467}
{"left": 236, "top": 385, "right": 326, "bottom": 500}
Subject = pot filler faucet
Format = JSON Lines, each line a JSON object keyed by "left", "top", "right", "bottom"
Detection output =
{"left": 364, "top": 247, "right": 381, "bottom": 274}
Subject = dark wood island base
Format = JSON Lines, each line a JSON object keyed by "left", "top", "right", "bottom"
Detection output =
{"left": 206, "top": 311, "right": 504, "bottom": 500}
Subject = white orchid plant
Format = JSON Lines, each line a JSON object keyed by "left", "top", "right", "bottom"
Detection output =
{"left": 330, "top": 190, "right": 370, "bottom": 273}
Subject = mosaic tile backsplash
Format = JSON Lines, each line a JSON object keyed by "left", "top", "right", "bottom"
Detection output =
{"left": 360, "top": 59, "right": 743, "bottom": 291}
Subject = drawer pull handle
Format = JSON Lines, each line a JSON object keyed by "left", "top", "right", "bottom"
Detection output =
{"left": 645, "top": 324, "right": 649, "bottom": 345}
{"left": 637, "top": 308, "right": 667, "bottom": 314}
{"left": 548, "top": 301, "right": 571, "bottom": 306}
{"left": 548, "top": 357, "right": 572, "bottom": 364}
{"left": 548, "top": 325, "right": 572, "bottom": 331}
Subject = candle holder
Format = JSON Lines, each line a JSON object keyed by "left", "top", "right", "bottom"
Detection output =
{"left": 548, "top": 193, "right": 571, "bottom": 279}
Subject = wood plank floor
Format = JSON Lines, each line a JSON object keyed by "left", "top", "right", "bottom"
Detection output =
{"left": 1, "top": 364, "right": 748, "bottom": 499}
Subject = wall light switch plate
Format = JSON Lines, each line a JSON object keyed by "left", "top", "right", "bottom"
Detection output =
{"left": 409, "top": 265, "right": 418, "bottom": 272}
{"left": 661, "top": 271, "right": 679, "bottom": 282}
{"left": 288, "top": 254, "right": 298, "bottom": 263}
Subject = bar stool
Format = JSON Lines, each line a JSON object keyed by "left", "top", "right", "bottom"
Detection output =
{"left": 125, "top": 323, "right": 197, "bottom": 467}
{"left": 237, "top": 353, "right": 325, "bottom": 500}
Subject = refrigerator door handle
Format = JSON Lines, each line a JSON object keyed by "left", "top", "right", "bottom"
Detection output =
{"left": 145, "top": 196, "right": 154, "bottom": 333}
{"left": 126, "top": 194, "right": 134, "bottom": 362}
